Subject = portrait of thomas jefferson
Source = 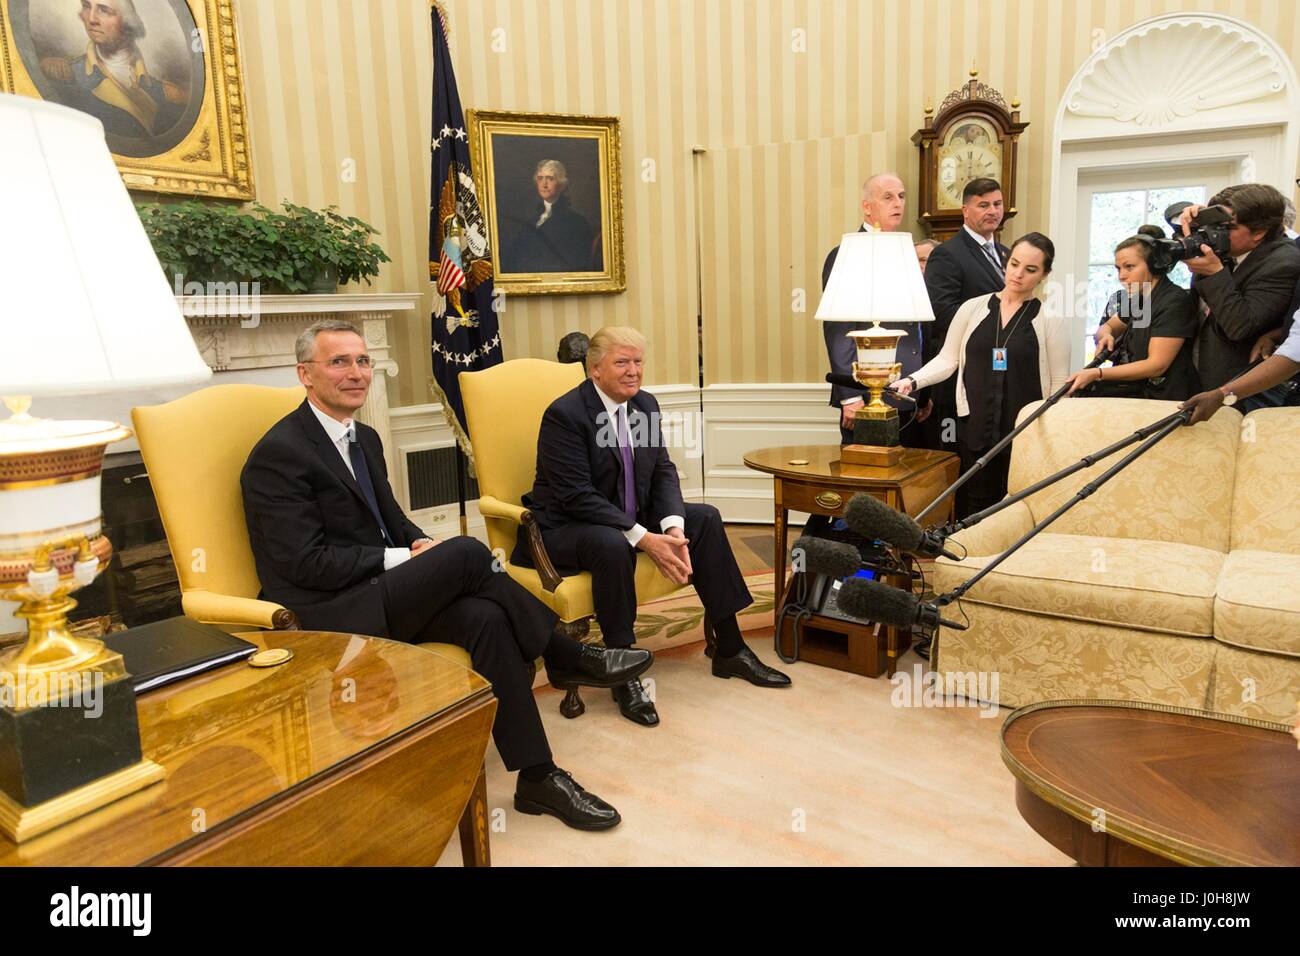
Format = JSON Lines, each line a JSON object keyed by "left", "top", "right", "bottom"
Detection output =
{"left": 498, "top": 158, "right": 601, "bottom": 274}
{"left": 11, "top": 0, "right": 203, "bottom": 156}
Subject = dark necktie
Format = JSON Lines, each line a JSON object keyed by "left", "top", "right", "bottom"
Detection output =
{"left": 618, "top": 407, "right": 636, "bottom": 521}
{"left": 345, "top": 425, "right": 394, "bottom": 546}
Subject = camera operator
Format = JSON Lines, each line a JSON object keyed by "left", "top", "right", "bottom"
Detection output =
{"left": 1180, "top": 317, "right": 1300, "bottom": 423}
{"left": 1068, "top": 226, "right": 1201, "bottom": 401}
{"left": 1179, "top": 183, "right": 1300, "bottom": 390}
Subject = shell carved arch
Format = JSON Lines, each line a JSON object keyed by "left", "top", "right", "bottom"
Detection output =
{"left": 1065, "top": 17, "right": 1288, "bottom": 129}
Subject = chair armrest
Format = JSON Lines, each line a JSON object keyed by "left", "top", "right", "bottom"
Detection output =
{"left": 478, "top": 495, "right": 564, "bottom": 593}
{"left": 941, "top": 499, "right": 1035, "bottom": 560}
{"left": 477, "top": 495, "right": 528, "bottom": 524}
{"left": 182, "top": 590, "right": 300, "bottom": 631}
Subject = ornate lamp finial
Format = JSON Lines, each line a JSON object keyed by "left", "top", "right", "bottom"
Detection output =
{"left": 970, "top": 62, "right": 979, "bottom": 78}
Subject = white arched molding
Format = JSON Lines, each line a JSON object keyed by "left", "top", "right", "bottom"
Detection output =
{"left": 1048, "top": 13, "right": 1300, "bottom": 367}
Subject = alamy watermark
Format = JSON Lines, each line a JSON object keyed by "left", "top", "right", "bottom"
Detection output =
{"left": 0, "top": 670, "right": 105, "bottom": 718}
{"left": 889, "top": 664, "right": 1000, "bottom": 718}
{"left": 175, "top": 275, "right": 263, "bottom": 328}
{"left": 595, "top": 407, "right": 704, "bottom": 459}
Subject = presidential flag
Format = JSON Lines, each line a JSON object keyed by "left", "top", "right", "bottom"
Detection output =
{"left": 429, "top": 5, "right": 500, "bottom": 450}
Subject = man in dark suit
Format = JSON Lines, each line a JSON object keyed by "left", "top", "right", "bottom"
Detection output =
{"left": 919, "top": 177, "right": 1008, "bottom": 454}
{"left": 1179, "top": 183, "right": 1300, "bottom": 390}
{"left": 513, "top": 327, "right": 791, "bottom": 726}
{"left": 241, "top": 319, "right": 652, "bottom": 830}
{"left": 821, "top": 172, "right": 929, "bottom": 444}
{"left": 499, "top": 160, "right": 596, "bottom": 273}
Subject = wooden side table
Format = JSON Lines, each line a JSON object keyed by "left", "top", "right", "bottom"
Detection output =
{"left": 1002, "top": 700, "right": 1300, "bottom": 866}
{"left": 0, "top": 631, "right": 496, "bottom": 867}
{"left": 743, "top": 445, "right": 959, "bottom": 678}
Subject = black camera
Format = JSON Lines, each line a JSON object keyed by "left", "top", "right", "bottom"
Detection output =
{"left": 1145, "top": 202, "right": 1234, "bottom": 272}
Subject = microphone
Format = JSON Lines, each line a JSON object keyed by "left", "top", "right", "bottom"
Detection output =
{"left": 824, "top": 373, "right": 918, "bottom": 405}
{"left": 844, "top": 493, "right": 960, "bottom": 561}
{"left": 791, "top": 536, "right": 861, "bottom": 579}
{"left": 836, "top": 577, "right": 967, "bottom": 631}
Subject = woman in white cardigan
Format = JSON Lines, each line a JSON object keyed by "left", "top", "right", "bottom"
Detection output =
{"left": 891, "top": 232, "right": 1070, "bottom": 518}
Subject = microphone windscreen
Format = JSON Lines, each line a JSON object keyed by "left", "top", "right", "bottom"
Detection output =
{"left": 836, "top": 577, "right": 919, "bottom": 627}
{"left": 791, "top": 536, "right": 861, "bottom": 579}
{"left": 844, "top": 493, "right": 923, "bottom": 551}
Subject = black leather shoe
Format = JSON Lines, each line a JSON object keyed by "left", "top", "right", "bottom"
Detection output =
{"left": 545, "top": 645, "right": 653, "bottom": 690}
{"left": 711, "top": 646, "right": 792, "bottom": 687}
{"left": 611, "top": 678, "right": 659, "bottom": 726}
{"left": 514, "top": 769, "right": 621, "bottom": 831}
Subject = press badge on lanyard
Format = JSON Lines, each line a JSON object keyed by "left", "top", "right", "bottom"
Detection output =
{"left": 992, "top": 348, "right": 1008, "bottom": 371}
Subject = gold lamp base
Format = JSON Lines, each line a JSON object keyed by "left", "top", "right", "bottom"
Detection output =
{"left": 0, "top": 759, "right": 164, "bottom": 843}
{"left": 841, "top": 358, "right": 904, "bottom": 467}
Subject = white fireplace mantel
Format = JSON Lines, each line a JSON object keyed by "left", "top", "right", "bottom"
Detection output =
{"left": 40, "top": 292, "right": 420, "bottom": 473}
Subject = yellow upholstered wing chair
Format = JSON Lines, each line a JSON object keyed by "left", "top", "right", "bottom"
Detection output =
{"left": 131, "top": 384, "right": 472, "bottom": 664}
{"left": 460, "top": 358, "right": 706, "bottom": 718}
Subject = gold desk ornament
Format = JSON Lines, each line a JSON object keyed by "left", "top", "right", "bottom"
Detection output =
{"left": 0, "top": 407, "right": 163, "bottom": 842}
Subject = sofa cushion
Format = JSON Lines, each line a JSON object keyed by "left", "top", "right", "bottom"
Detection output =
{"left": 1006, "top": 398, "right": 1239, "bottom": 553}
{"left": 1230, "top": 408, "right": 1300, "bottom": 555}
{"left": 1214, "top": 550, "right": 1300, "bottom": 658}
{"left": 932, "top": 533, "right": 1223, "bottom": 638}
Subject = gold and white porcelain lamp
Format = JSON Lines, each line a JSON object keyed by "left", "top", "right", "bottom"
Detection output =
{"left": 815, "top": 231, "right": 935, "bottom": 467}
{"left": 0, "top": 93, "right": 211, "bottom": 841}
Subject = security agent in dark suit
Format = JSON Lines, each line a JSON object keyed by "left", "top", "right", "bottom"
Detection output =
{"left": 920, "top": 178, "right": 1009, "bottom": 453}
{"left": 499, "top": 160, "right": 596, "bottom": 273}
{"left": 241, "top": 320, "right": 652, "bottom": 830}
{"left": 513, "top": 327, "right": 791, "bottom": 727}
{"left": 1178, "top": 183, "right": 1300, "bottom": 390}
{"left": 821, "top": 173, "right": 930, "bottom": 443}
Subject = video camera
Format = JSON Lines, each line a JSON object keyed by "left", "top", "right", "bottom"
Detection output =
{"left": 1146, "top": 202, "right": 1234, "bottom": 272}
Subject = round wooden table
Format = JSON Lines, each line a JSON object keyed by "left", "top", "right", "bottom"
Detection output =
{"left": 1002, "top": 700, "right": 1300, "bottom": 866}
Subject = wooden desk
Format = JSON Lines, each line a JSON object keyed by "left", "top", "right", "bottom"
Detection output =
{"left": 0, "top": 631, "right": 496, "bottom": 867}
{"left": 743, "top": 445, "right": 959, "bottom": 677}
{"left": 1002, "top": 701, "right": 1300, "bottom": 866}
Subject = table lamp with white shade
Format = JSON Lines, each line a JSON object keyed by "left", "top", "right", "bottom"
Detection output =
{"left": 0, "top": 93, "right": 211, "bottom": 840}
{"left": 815, "top": 231, "right": 935, "bottom": 466}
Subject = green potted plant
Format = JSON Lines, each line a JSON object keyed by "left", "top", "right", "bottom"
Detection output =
{"left": 135, "top": 200, "right": 391, "bottom": 294}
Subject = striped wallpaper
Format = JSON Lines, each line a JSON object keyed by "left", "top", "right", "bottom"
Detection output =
{"left": 233, "top": 0, "right": 1300, "bottom": 403}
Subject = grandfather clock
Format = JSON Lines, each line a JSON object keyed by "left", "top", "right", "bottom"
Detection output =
{"left": 912, "top": 67, "right": 1028, "bottom": 242}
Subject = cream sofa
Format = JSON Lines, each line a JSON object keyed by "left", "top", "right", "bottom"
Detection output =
{"left": 932, "top": 399, "right": 1300, "bottom": 724}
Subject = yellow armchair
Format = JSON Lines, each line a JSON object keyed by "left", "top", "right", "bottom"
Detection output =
{"left": 131, "top": 384, "right": 470, "bottom": 665}
{"left": 460, "top": 358, "right": 700, "bottom": 717}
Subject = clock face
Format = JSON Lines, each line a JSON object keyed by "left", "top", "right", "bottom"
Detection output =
{"left": 937, "top": 117, "right": 1002, "bottom": 210}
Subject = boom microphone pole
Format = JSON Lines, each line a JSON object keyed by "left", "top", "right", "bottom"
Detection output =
{"left": 915, "top": 340, "right": 1121, "bottom": 525}
{"left": 838, "top": 407, "right": 1192, "bottom": 630}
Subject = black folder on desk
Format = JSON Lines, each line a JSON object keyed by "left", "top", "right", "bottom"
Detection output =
{"left": 104, "top": 617, "right": 260, "bottom": 693}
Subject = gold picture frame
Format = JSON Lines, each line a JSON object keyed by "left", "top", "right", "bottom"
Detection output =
{"left": 0, "top": 0, "right": 253, "bottom": 199}
{"left": 468, "top": 109, "right": 624, "bottom": 295}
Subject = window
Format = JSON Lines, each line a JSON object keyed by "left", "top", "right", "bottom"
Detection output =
{"left": 1084, "top": 185, "right": 1206, "bottom": 358}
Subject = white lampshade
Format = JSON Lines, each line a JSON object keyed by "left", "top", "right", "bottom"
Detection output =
{"left": 814, "top": 231, "right": 936, "bottom": 325}
{"left": 0, "top": 94, "right": 211, "bottom": 397}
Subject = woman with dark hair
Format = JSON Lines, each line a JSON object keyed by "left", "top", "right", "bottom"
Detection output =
{"left": 890, "top": 232, "right": 1069, "bottom": 518}
{"left": 1067, "top": 226, "right": 1201, "bottom": 401}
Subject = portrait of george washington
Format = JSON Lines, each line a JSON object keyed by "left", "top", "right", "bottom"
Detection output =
{"left": 7, "top": 0, "right": 205, "bottom": 158}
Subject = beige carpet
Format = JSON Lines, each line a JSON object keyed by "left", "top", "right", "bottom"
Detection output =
{"left": 437, "top": 631, "right": 1073, "bottom": 867}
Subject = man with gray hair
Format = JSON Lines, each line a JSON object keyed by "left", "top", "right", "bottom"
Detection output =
{"left": 242, "top": 319, "right": 652, "bottom": 831}
{"left": 820, "top": 173, "right": 930, "bottom": 444}
{"left": 499, "top": 158, "right": 597, "bottom": 273}
{"left": 40, "top": 0, "right": 187, "bottom": 138}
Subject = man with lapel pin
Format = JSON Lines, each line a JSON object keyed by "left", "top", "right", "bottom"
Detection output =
{"left": 514, "top": 326, "right": 791, "bottom": 728}
{"left": 920, "top": 177, "right": 1009, "bottom": 454}
{"left": 241, "top": 319, "right": 653, "bottom": 831}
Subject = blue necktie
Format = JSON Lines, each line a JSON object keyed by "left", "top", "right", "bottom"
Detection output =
{"left": 618, "top": 408, "right": 636, "bottom": 520}
{"left": 345, "top": 425, "right": 394, "bottom": 546}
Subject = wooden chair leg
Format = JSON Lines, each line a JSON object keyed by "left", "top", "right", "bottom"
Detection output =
{"left": 554, "top": 616, "right": 592, "bottom": 718}
{"left": 703, "top": 617, "right": 717, "bottom": 658}
{"left": 459, "top": 762, "right": 491, "bottom": 867}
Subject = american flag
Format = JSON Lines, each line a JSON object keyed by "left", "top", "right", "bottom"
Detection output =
{"left": 436, "top": 236, "right": 465, "bottom": 296}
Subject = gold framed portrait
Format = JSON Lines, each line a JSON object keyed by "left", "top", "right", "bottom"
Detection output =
{"left": 0, "top": 0, "right": 253, "bottom": 199}
{"left": 468, "top": 109, "right": 625, "bottom": 295}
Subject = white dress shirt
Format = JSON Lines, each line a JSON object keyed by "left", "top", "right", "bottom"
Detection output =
{"left": 963, "top": 224, "right": 1003, "bottom": 268}
{"left": 592, "top": 385, "right": 685, "bottom": 548}
{"left": 307, "top": 401, "right": 417, "bottom": 571}
{"left": 1276, "top": 312, "right": 1300, "bottom": 364}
